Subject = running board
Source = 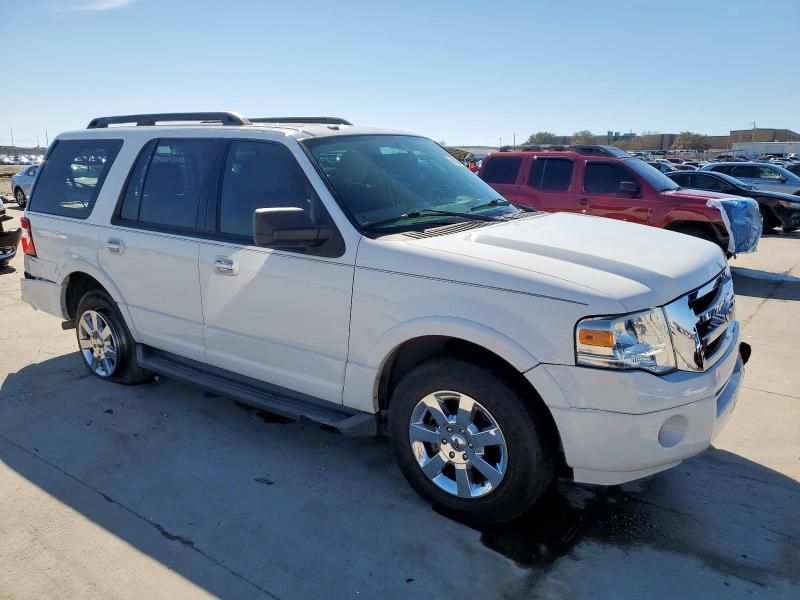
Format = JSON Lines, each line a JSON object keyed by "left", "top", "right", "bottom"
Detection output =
{"left": 136, "top": 346, "right": 377, "bottom": 436}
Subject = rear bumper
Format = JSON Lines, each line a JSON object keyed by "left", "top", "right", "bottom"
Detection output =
{"left": 20, "top": 275, "right": 65, "bottom": 319}
{"left": 529, "top": 327, "right": 746, "bottom": 485}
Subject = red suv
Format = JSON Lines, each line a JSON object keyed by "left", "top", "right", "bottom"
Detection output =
{"left": 479, "top": 145, "right": 734, "bottom": 250}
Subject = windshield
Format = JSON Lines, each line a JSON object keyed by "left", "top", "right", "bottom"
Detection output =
{"left": 304, "top": 135, "right": 520, "bottom": 231}
{"left": 626, "top": 158, "right": 680, "bottom": 192}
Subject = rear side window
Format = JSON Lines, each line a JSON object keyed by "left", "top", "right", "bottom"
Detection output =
{"left": 528, "top": 158, "right": 573, "bottom": 191}
{"left": 584, "top": 162, "right": 634, "bottom": 194}
{"left": 481, "top": 156, "right": 522, "bottom": 184}
{"left": 219, "top": 141, "right": 324, "bottom": 238}
{"left": 668, "top": 172, "right": 691, "bottom": 187}
{"left": 118, "top": 139, "right": 215, "bottom": 230}
{"left": 729, "top": 165, "right": 760, "bottom": 179}
{"left": 693, "top": 174, "right": 728, "bottom": 191}
{"left": 29, "top": 139, "right": 122, "bottom": 219}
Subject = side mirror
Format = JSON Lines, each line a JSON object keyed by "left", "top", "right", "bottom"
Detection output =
{"left": 253, "top": 207, "right": 332, "bottom": 248}
{"left": 617, "top": 181, "right": 639, "bottom": 197}
{"left": 778, "top": 176, "right": 787, "bottom": 183}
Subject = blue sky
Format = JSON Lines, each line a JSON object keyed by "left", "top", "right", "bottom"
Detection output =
{"left": 1, "top": 0, "right": 798, "bottom": 147}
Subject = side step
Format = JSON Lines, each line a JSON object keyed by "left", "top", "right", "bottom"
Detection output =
{"left": 136, "top": 346, "right": 378, "bottom": 436}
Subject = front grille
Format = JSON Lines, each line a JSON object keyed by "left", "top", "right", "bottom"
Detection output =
{"left": 664, "top": 268, "right": 736, "bottom": 371}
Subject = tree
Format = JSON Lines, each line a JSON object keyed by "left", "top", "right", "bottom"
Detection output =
{"left": 610, "top": 139, "right": 631, "bottom": 151}
{"left": 671, "top": 131, "right": 711, "bottom": 151}
{"left": 438, "top": 141, "right": 448, "bottom": 147}
{"left": 571, "top": 130, "right": 595, "bottom": 144}
{"left": 524, "top": 131, "right": 558, "bottom": 145}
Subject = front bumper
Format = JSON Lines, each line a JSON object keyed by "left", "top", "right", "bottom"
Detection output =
{"left": 774, "top": 202, "right": 800, "bottom": 230}
{"left": 0, "top": 227, "right": 21, "bottom": 265}
{"left": 528, "top": 326, "right": 747, "bottom": 485}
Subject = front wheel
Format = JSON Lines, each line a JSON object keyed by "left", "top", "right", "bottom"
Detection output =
{"left": 14, "top": 188, "right": 26, "bottom": 208}
{"left": 388, "top": 358, "right": 556, "bottom": 525}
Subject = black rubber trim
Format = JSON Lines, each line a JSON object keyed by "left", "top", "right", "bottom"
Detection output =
{"left": 136, "top": 345, "right": 378, "bottom": 436}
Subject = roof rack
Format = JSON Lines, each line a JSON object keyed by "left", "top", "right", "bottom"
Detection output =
{"left": 86, "top": 112, "right": 251, "bottom": 129}
{"left": 499, "top": 144, "right": 628, "bottom": 158}
{"left": 249, "top": 117, "right": 353, "bottom": 126}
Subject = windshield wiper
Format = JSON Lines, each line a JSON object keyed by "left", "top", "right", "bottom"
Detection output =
{"left": 470, "top": 198, "right": 510, "bottom": 211}
{"left": 361, "top": 209, "right": 500, "bottom": 230}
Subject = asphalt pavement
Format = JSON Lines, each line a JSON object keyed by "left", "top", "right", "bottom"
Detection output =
{"left": 0, "top": 204, "right": 798, "bottom": 599}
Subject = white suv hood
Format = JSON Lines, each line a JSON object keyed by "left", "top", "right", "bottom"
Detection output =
{"left": 371, "top": 212, "right": 727, "bottom": 312}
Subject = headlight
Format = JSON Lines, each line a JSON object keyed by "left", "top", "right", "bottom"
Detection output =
{"left": 575, "top": 308, "right": 676, "bottom": 374}
{"left": 777, "top": 199, "right": 800, "bottom": 208}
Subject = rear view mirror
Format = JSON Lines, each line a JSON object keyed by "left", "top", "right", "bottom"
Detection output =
{"left": 617, "top": 181, "right": 639, "bottom": 196}
{"left": 253, "top": 207, "right": 332, "bottom": 248}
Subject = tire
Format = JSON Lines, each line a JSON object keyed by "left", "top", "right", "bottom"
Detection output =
{"left": 673, "top": 224, "right": 726, "bottom": 253}
{"left": 388, "top": 357, "right": 556, "bottom": 525}
{"left": 75, "top": 290, "right": 153, "bottom": 384}
{"left": 759, "top": 207, "right": 778, "bottom": 232}
{"left": 14, "top": 188, "right": 26, "bottom": 209}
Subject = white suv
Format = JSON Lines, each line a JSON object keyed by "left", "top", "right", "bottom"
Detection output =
{"left": 20, "top": 112, "right": 748, "bottom": 524}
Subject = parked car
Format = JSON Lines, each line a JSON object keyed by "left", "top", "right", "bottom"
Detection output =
{"left": 700, "top": 162, "right": 800, "bottom": 195}
{"left": 0, "top": 199, "right": 21, "bottom": 267}
{"left": 479, "top": 145, "right": 759, "bottom": 252}
{"left": 648, "top": 160, "right": 678, "bottom": 173}
{"left": 667, "top": 170, "right": 800, "bottom": 233}
{"left": 20, "top": 113, "right": 749, "bottom": 524}
{"left": 671, "top": 163, "right": 697, "bottom": 171}
{"left": 782, "top": 162, "right": 800, "bottom": 177}
{"left": 10, "top": 164, "right": 38, "bottom": 208}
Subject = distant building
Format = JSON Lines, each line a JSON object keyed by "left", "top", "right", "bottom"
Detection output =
{"left": 706, "top": 135, "right": 731, "bottom": 150}
{"left": 729, "top": 128, "right": 800, "bottom": 144}
{"left": 732, "top": 141, "right": 800, "bottom": 158}
{"left": 638, "top": 134, "right": 677, "bottom": 151}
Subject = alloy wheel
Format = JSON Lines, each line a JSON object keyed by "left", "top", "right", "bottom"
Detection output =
{"left": 408, "top": 391, "right": 508, "bottom": 498}
{"left": 78, "top": 309, "right": 119, "bottom": 377}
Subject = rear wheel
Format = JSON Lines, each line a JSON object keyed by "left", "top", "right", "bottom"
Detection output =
{"left": 388, "top": 357, "right": 556, "bottom": 525}
{"left": 14, "top": 188, "right": 26, "bottom": 208}
{"left": 75, "top": 290, "right": 153, "bottom": 384}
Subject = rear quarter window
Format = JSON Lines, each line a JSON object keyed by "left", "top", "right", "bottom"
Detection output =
{"left": 29, "top": 139, "right": 123, "bottom": 219}
{"left": 481, "top": 156, "right": 522, "bottom": 184}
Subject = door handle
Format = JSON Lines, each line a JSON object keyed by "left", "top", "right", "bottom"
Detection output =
{"left": 106, "top": 237, "right": 124, "bottom": 254}
{"left": 213, "top": 256, "right": 239, "bottom": 276}
{"left": 579, "top": 198, "right": 589, "bottom": 206}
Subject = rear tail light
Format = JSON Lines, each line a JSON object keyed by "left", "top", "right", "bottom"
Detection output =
{"left": 20, "top": 217, "right": 36, "bottom": 256}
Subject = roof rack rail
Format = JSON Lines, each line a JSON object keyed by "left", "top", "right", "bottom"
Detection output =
{"left": 249, "top": 117, "right": 353, "bottom": 126}
{"left": 86, "top": 112, "right": 251, "bottom": 129}
{"left": 500, "top": 144, "right": 628, "bottom": 158}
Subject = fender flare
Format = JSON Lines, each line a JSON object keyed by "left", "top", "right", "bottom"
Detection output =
{"left": 368, "top": 315, "right": 539, "bottom": 374}
{"left": 57, "top": 259, "right": 141, "bottom": 340}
